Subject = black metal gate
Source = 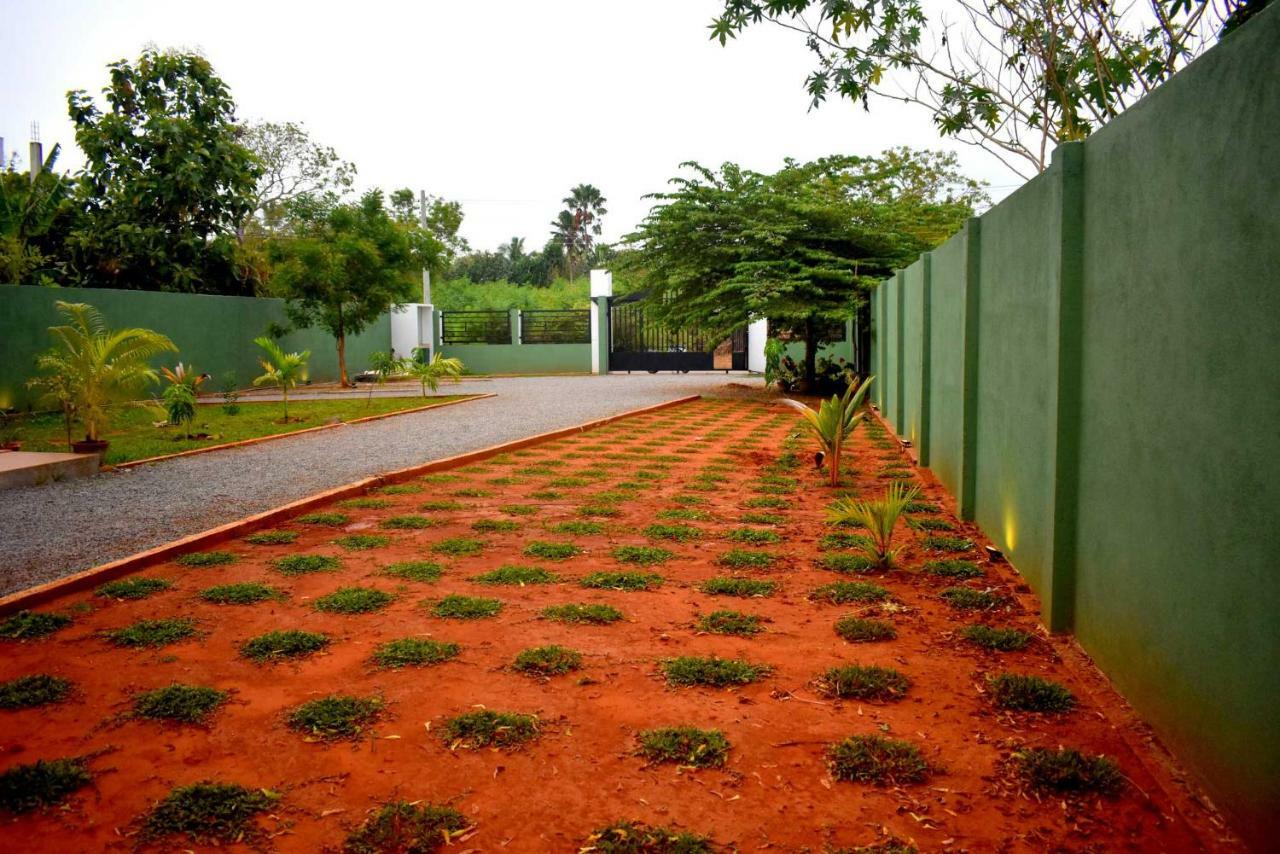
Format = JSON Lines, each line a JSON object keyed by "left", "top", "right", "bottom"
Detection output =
{"left": 608, "top": 292, "right": 746, "bottom": 373}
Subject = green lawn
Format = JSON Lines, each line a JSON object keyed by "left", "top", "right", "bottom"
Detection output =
{"left": 17, "top": 395, "right": 473, "bottom": 466}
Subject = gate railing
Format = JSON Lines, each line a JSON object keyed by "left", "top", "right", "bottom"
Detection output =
{"left": 521, "top": 309, "right": 590, "bottom": 344}
{"left": 441, "top": 310, "right": 511, "bottom": 344}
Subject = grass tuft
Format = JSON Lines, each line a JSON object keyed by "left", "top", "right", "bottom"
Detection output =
{"left": 809, "top": 582, "right": 890, "bottom": 604}
{"left": 175, "top": 551, "right": 236, "bottom": 567}
{"left": 288, "top": 695, "right": 383, "bottom": 740}
{"left": 834, "top": 617, "right": 897, "bottom": 643}
{"left": 580, "top": 571, "right": 662, "bottom": 592}
{"left": 513, "top": 645, "right": 583, "bottom": 676}
{"left": 960, "top": 624, "right": 1031, "bottom": 651}
{"left": 372, "top": 638, "right": 460, "bottom": 669}
{"left": 1014, "top": 748, "right": 1123, "bottom": 794}
{"left": 0, "top": 674, "right": 72, "bottom": 709}
{"left": 419, "top": 500, "right": 464, "bottom": 511}
{"left": 105, "top": 618, "right": 197, "bottom": 648}
{"left": 473, "top": 565, "right": 557, "bottom": 585}
{"left": 819, "top": 532, "right": 873, "bottom": 551}
{"left": 314, "top": 587, "right": 394, "bottom": 614}
{"left": 0, "top": 610, "right": 71, "bottom": 641}
{"left": 376, "top": 483, "right": 422, "bottom": 495}
{"left": 244, "top": 530, "right": 297, "bottom": 545}
{"left": 637, "top": 727, "right": 729, "bottom": 768}
{"left": 134, "top": 684, "right": 227, "bottom": 724}
{"left": 271, "top": 554, "right": 340, "bottom": 575}
{"left": 612, "top": 545, "right": 674, "bottom": 566}
{"left": 240, "top": 630, "right": 329, "bottom": 662}
{"left": 696, "top": 611, "right": 763, "bottom": 636}
{"left": 907, "top": 516, "right": 955, "bottom": 531}
{"left": 442, "top": 710, "right": 538, "bottom": 748}
{"left": 431, "top": 537, "right": 485, "bottom": 557}
{"left": 344, "top": 801, "right": 470, "bottom": 854}
{"left": 699, "top": 577, "right": 777, "bottom": 598}
{"left": 828, "top": 735, "right": 930, "bottom": 785}
{"left": 585, "top": 821, "right": 713, "bottom": 853}
{"left": 472, "top": 518, "right": 519, "bottom": 533}
{"left": 382, "top": 561, "right": 443, "bottom": 582}
{"left": 523, "top": 540, "right": 581, "bottom": 560}
{"left": 940, "top": 587, "right": 1004, "bottom": 609}
{"left": 95, "top": 577, "right": 172, "bottom": 600}
{"left": 541, "top": 603, "right": 623, "bottom": 624}
{"left": 141, "top": 781, "right": 277, "bottom": 845}
{"left": 987, "top": 673, "right": 1075, "bottom": 712}
{"left": 662, "top": 656, "right": 770, "bottom": 687}
{"left": 549, "top": 520, "right": 605, "bottom": 536}
{"left": 922, "top": 534, "right": 975, "bottom": 552}
{"left": 643, "top": 524, "right": 703, "bottom": 543}
{"left": 726, "top": 527, "right": 782, "bottom": 545}
{"left": 743, "top": 496, "right": 788, "bottom": 509}
{"left": 334, "top": 534, "right": 391, "bottom": 551}
{"left": 819, "top": 553, "right": 878, "bottom": 575}
{"left": 297, "top": 512, "right": 349, "bottom": 527}
{"left": 379, "top": 515, "right": 438, "bottom": 530}
{"left": 924, "top": 559, "right": 984, "bottom": 579}
{"left": 717, "top": 549, "right": 778, "bottom": 569}
{"left": 0, "top": 757, "right": 92, "bottom": 814}
{"left": 817, "top": 665, "right": 910, "bottom": 701}
{"left": 431, "top": 594, "right": 502, "bottom": 619}
{"left": 740, "top": 512, "right": 785, "bottom": 525}
{"left": 338, "top": 497, "right": 390, "bottom": 510}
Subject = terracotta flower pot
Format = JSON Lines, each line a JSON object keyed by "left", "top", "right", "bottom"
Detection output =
{"left": 71, "top": 439, "right": 110, "bottom": 456}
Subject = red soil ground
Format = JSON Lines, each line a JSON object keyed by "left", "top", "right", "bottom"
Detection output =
{"left": 0, "top": 398, "right": 1237, "bottom": 852}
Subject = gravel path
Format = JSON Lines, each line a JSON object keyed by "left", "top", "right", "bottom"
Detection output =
{"left": 0, "top": 373, "right": 765, "bottom": 597}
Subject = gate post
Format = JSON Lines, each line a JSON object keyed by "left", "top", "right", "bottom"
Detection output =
{"left": 589, "top": 269, "right": 613, "bottom": 375}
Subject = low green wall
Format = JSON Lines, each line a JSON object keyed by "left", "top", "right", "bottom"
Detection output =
{"left": 0, "top": 285, "right": 391, "bottom": 409}
{"left": 868, "top": 10, "right": 1280, "bottom": 846}
{"left": 440, "top": 343, "right": 590, "bottom": 375}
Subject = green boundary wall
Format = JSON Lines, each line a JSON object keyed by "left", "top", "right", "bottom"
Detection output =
{"left": 438, "top": 343, "right": 590, "bottom": 374}
{"left": 870, "top": 11, "right": 1279, "bottom": 846}
{"left": 0, "top": 285, "right": 391, "bottom": 409}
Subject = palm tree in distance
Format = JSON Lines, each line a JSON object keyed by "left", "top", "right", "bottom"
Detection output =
{"left": 551, "top": 184, "right": 607, "bottom": 282}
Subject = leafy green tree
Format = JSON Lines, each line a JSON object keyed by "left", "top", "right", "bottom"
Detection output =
{"left": 551, "top": 184, "right": 608, "bottom": 282}
{"left": 0, "top": 145, "right": 79, "bottom": 285}
{"left": 710, "top": 0, "right": 1239, "bottom": 177}
{"left": 241, "top": 120, "right": 356, "bottom": 232}
{"left": 66, "top": 49, "right": 261, "bottom": 293}
{"left": 267, "top": 190, "right": 427, "bottom": 386}
{"left": 387, "top": 188, "right": 468, "bottom": 278}
{"left": 251, "top": 337, "right": 310, "bottom": 421}
{"left": 622, "top": 149, "right": 983, "bottom": 387}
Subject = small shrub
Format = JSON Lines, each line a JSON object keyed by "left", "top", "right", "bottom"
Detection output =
{"left": 907, "top": 516, "right": 955, "bottom": 531}
{"left": 584, "top": 821, "right": 713, "bottom": 853}
{"left": 740, "top": 512, "right": 785, "bottom": 525}
{"left": 96, "top": 577, "right": 172, "bottom": 600}
{"left": 0, "top": 757, "right": 92, "bottom": 814}
{"left": 288, "top": 695, "right": 383, "bottom": 740}
{"left": 834, "top": 617, "right": 897, "bottom": 643}
{"left": 0, "top": 674, "right": 72, "bottom": 709}
{"left": 271, "top": 554, "right": 340, "bottom": 575}
{"left": 612, "top": 545, "right": 673, "bottom": 565}
{"left": 334, "top": 534, "right": 391, "bottom": 551}
{"left": 922, "top": 535, "right": 974, "bottom": 552}
{"left": 809, "top": 582, "right": 890, "bottom": 605}
{"left": 344, "top": 801, "right": 470, "bottom": 854}
{"left": 244, "top": 530, "right": 297, "bottom": 545}
{"left": 431, "top": 537, "right": 485, "bottom": 557}
{"left": 105, "top": 618, "right": 197, "bottom": 648}
{"left": 241, "top": 630, "right": 329, "bottom": 662}
{"left": 473, "top": 565, "right": 557, "bottom": 585}
{"left": 550, "top": 520, "right": 605, "bottom": 536}
{"left": 0, "top": 610, "right": 71, "bottom": 641}
{"left": 134, "top": 684, "right": 227, "bottom": 724}
{"left": 643, "top": 523, "right": 702, "bottom": 543}
{"left": 825, "top": 482, "right": 919, "bottom": 567}
{"left": 472, "top": 518, "right": 519, "bottom": 533}
{"left": 817, "top": 665, "right": 911, "bottom": 701}
{"left": 314, "top": 587, "right": 394, "bottom": 614}
{"left": 500, "top": 504, "right": 540, "bottom": 516}
{"left": 338, "top": 497, "right": 391, "bottom": 510}
{"left": 743, "top": 496, "right": 787, "bottom": 509}
{"left": 442, "top": 710, "right": 538, "bottom": 748}
{"left": 541, "top": 603, "right": 623, "bottom": 624}
{"left": 657, "top": 508, "right": 711, "bottom": 521}
{"left": 726, "top": 527, "right": 782, "bottom": 545}
{"left": 432, "top": 594, "right": 502, "bottom": 619}
{"left": 1014, "top": 748, "right": 1123, "bottom": 794}
{"left": 419, "top": 500, "right": 464, "bottom": 511}
{"left": 960, "top": 625, "right": 1031, "bottom": 651}
{"left": 828, "top": 735, "right": 929, "bottom": 785}
{"left": 383, "top": 561, "right": 443, "bottom": 582}
{"left": 699, "top": 577, "right": 776, "bottom": 597}
{"left": 988, "top": 673, "right": 1075, "bottom": 712}
{"left": 637, "top": 727, "right": 729, "bottom": 768}
{"left": 372, "top": 638, "right": 461, "bottom": 669}
{"left": 819, "top": 553, "right": 878, "bottom": 574}
{"left": 924, "top": 559, "right": 984, "bottom": 579}
{"left": 819, "top": 532, "right": 873, "bottom": 551}
{"left": 662, "top": 656, "right": 770, "bottom": 687}
{"left": 297, "top": 512, "right": 349, "bottom": 526}
{"left": 580, "top": 571, "right": 662, "bottom": 592}
{"left": 513, "top": 645, "right": 583, "bottom": 676}
{"left": 717, "top": 549, "right": 778, "bottom": 569}
{"left": 523, "top": 541, "right": 581, "bottom": 560}
{"left": 940, "top": 587, "right": 1004, "bottom": 609}
{"left": 379, "top": 515, "right": 438, "bottom": 530}
{"left": 696, "top": 611, "right": 763, "bottom": 636}
{"left": 175, "top": 551, "right": 236, "bottom": 568}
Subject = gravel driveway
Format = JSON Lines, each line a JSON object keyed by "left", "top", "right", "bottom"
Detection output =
{"left": 0, "top": 374, "right": 765, "bottom": 597}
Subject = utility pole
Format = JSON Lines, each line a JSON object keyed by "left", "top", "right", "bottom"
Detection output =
{"left": 29, "top": 123, "right": 43, "bottom": 184}
{"left": 418, "top": 190, "right": 432, "bottom": 304}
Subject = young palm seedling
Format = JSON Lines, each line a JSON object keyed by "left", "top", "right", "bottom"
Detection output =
{"left": 825, "top": 482, "right": 920, "bottom": 568}
{"left": 779, "top": 375, "right": 875, "bottom": 487}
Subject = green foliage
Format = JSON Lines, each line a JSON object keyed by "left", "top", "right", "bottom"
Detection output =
{"left": 105, "top": 618, "right": 197, "bottom": 648}
{"left": 782, "top": 376, "right": 874, "bottom": 482}
{"left": 637, "top": 727, "right": 730, "bottom": 768}
{"left": 580, "top": 571, "right": 662, "bottom": 592}
{"left": 820, "top": 532, "right": 873, "bottom": 551}
{"left": 419, "top": 499, "right": 464, "bottom": 511}
{"left": 612, "top": 545, "right": 674, "bottom": 565}
{"left": 817, "top": 665, "right": 911, "bottom": 701}
{"left": 819, "top": 553, "right": 878, "bottom": 574}
{"left": 501, "top": 503, "right": 540, "bottom": 516}
{"left": 662, "top": 656, "right": 770, "bottom": 687}
{"left": 726, "top": 527, "right": 782, "bottom": 545}
{"left": 699, "top": 577, "right": 777, "bottom": 597}
{"left": 271, "top": 554, "right": 340, "bottom": 575}
{"left": 809, "top": 581, "right": 890, "bottom": 604}
{"left": 834, "top": 617, "right": 897, "bottom": 643}
{"left": 0, "top": 674, "right": 73, "bottom": 709}
{"left": 717, "top": 549, "right": 778, "bottom": 569}
{"left": 907, "top": 516, "right": 955, "bottom": 531}
{"left": 940, "top": 587, "right": 1004, "bottom": 610}
{"left": 0, "top": 144, "right": 77, "bottom": 286}
{"left": 372, "top": 638, "right": 461, "bottom": 669}
{"left": 432, "top": 537, "right": 485, "bottom": 556}
{"left": 376, "top": 483, "right": 422, "bottom": 495}
{"left": 513, "top": 645, "right": 583, "bottom": 676}
{"left": 696, "top": 610, "right": 764, "bottom": 636}
{"left": 740, "top": 512, "right": 785, "bottom": 525}
{"left": 134, "top": 684, "right": 227, "bottom": 724}
{"left": 432, "top": 594, "right": 502, "bottom": 619}
{"left": 0, "top": 610, "right": 71, "bottom": 640}
{"left": 1014, "top": 748, "right": 1123, "bottom": 795}
{"left": 922, "top": 535, "right": 974, "bottom": 553}
{"left": 960, "top": 624, "right": 1032, "bottom": 651}
{"left": 0, "top": 757, "right": 92, "bottom": 814}
{"left": 251, "top": 337, "right": 310, "bottom": 420}
{"left": 924, "top": 559, "right": 984, "bottom": 579}
{"left": 549, "top": 520, "right": 605, "bottom": 535}
{"left": 473, "top": 565, "right": 558, "bottom": 585}
{"left": 141, "top": 781, "right": 277, "bottom": 844}
{"left": 95, "top": 577, "right": 171, "bottom": 600}
{"left": 987, "top": 673, "right": 1075, "bottom": 712}
{"left": 245, "top": 530, "right": 298, "bottom": 545}
{"left": 523, "top": 541, "right": 581, "bottom": 560}
{"left": 334, "top": 534, "right": 391, "bottom": 551}
{"left": 442, "top": 710, "right": 538, "bottom": 748}
{"left": 296, "top": 511, "right": 348, "bottom": 526}
{"left": 162, "top": 382, "right": 197, "bottom": 435}
{"left": 288, "top": 695, "right": 383, "bottom": 740}
{"left": 541, "top": 603, "right": 623, "bottom": 624}
{"left": 380, "top": 515, "right": 439, "bottom": 530}
{"left": 344, "top": 801, "right": 470, "bottom": 853}
{"left": 585, "top": 821, "right": 714, "bottom": 853}
{"left": 828, "top": 735, "right": 930, "bottom": 785}
{"left": 199, "top": 582, "right": 279, "bottom": 605}
{"left": 314, "top": 587, "right": 394, "bottom": 614}
{"left": 240, "top": 630, "right": 329, "bottom": 662}
{"left": 826, "top": 482, "right": 920, "bottom": 566}
{"left": 743, "top": 496, "right": 787, "bottom": 508}
{"left": 176, "top": 551, "right": 236, "bottom": 567}
{"left": 405, "top": 352, "right": 465, "bottom": 397}
{"left": 339, "top": 498, "right": 391, "bottom": 510}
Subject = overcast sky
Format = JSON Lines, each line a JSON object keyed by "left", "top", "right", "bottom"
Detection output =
{"left": 2, "top": 0, "right": 1022, "bottom": 251}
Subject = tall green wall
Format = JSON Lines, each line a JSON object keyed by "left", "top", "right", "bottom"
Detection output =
{"left": 0, "top": 285, "right": 391, "bottom": 409}
{"left": 867, "top": 9, "right": 1280, "bottom": 846}
{"left": 439, "top": 342, "right": 590, "bottom": 375}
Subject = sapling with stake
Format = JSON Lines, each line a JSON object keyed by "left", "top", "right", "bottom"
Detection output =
{"left": 826, "top": 481, "right": 920, "bottom": 567}
{"left": 780, "top": 375, "right": 874, "bottom": 487}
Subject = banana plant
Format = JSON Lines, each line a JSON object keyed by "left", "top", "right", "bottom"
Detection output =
{"left": 780, "top": 374, "right": 875, "bottom": 487}
{"left": 826, "top": 480, "right": 921, "bottom": 567}
{"left": 252, "top": 337, "right": 310, "bottom": 422}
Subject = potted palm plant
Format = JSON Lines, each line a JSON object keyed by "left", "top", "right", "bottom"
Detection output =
{"left": 29, "top": 301, "right": 177, "bottom": 456}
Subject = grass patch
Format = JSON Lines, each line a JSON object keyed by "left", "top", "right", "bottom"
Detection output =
{"left": 442, "top": 710, "right": 538, "bottom": 749}
{"left": 344, "top": 801, "right": 469, "bottom": 854}
{"left": 549, "top": 477, "right": 590, "bottom": 488}
{"left": 961, "top": 624, "right": 1031, "bottom": 651}
{"left": 297, "top": 512, "right": 349, "bottom": 526}
{"left": 372, "top": 638, "right": 461, "bottom": 669}
{"left": 988, "top": 673, "right": 1075, "bottom": 712}
{"left": 834, "top": 617, "right": 897, "bottom": 643}
{"left": 419, "top": 499, "right": 464, "bottom": 511}
{"left": 612, "top": 545, "right": 674, "bottom": 566}
{"left": 96, "top": 577, "right": 172, "bottom": 600}
{"left": 643, "top": 523, "right": 702, "bottom": 543}
{"left": 905, "top": 500, "right": 942, "bottom": 514}
{"left": 338, "top": 497, "right": 391, "bottom": 510}
{"left": 580, "top": 571, "right": 662, "bottom": 592}
{"left": 105, "top": 618, "right": 197, "bottom": 648}
{"left": 199, "top": 582, "right": 280, "bottom": 605}
{"left": 530, "top": 489, "right": 563, "bottom": 500}
{"left": 809, "top": 582, "right": 890, "bottom": 604}
{"left": 726, "top": 527, "right": 782, "bottom": 545}
{"left": 453, "top": 487, "right": 491, "bottom": 497}
{"left": 383, "top": 561, "right": 444, "bottom": 582}
{"left": 922, "top": 535, "right": 974, "bottom": 552}
{"left": 379, "top": 515, "right": 439, "bottom": 530}
{"left": 699, "top": 577, "right": 777, "bottom": 597}
{"left": 240, "top": 630, "right": 329, "bottom": 662}
{"left": 244, "top": 530, "right": 297, "bottom": 545}
{"left": 585, "top": 821, "right": 713, "bottom": 853}
{"left": 819, "top": 553, "right": 878, "bottom": 574}
{"left": 637, "top": 727, "right": 729, "bottom": 768}
{"left": 523, "top": 541, "right": 581, "bottom": 561}
{"left": 924, "top": 559, "right": 984, "bottom": 579}
{"left": 907, "top": 516, "right": 955, "bottom": 531}
{"left": 0, "top": 610, "right": 72, "bottom": 641}
{"left": 375, "top": 483, "right": 422, "bottom": 495}
{"left": 314, "top": 587, "right": 394, "bottom": 614}
{"left": 0, "top": 674, "right": 72, "bottom": 709}
{"left": 472, "top": 518, "right": 520, "bottom": 533}
{"left": 431, "top": 537, "right": 485, "bottom": 557}
{"left": 819, "top": 532, "right": 874, "bottom": 551}
{"left": 940, "top": 587, "right": 1004, "bottom": 609}
{"left": 1014, "top": 748, "right": 1123, "bottom": 794}
{"left": 473, "top": 565, "right": 558, "bottom": 585}
{"left": 175, "top": 551, "right": 236, "bottom": 567}
{"left": 662, "top": 656, "right": 770, "bottom": 687}
{"left": 717, "top": 549, "right": 778, "bottom": 569}
{"left": 672, "top": 494, "right": 707, "bottom": 506}
{"left": 743, "top": 496, "right": 788, "bottom": 509}
{"left": 500, "top": 503, "right": 540, "bottom": 516}
{"left": 513, "top": 645, "right": 583, "bottom": 676}
{"left": 432, "top": 594, "right": 502, "bottom": 619}
{"left": 817, "top": 665, "right": 911, "bottom": 701}
{"left": 134, "top": 684, "right": 227, "bottom": 724}
{"left": 0, "top": 757, "right": 92, "bottom": 814}
{"left": 549, "top": 520, "right": 605, "bottom": 535}
{"left": 740, "top": 512, "right": 785, "bottom": 525}
{"left": 696, "top": 610, "right": 763, "bottom": 636}
{"left": 657, "top": 508, "right": 711, "bottom": 521}
{"left": 334, "top": 534, "right": 391, "bottom": 551}
{"left": 828, "top": 735, "right": 930, "bottom": 785}
{"left": 271, "top": 554, "right": 340, "bottom": 575}
{"left": 420, "top": 473, "right": 461, "bottom": 483}
{"left": 541, "top": 603, "right": 623, "bottom": 624}
{"left": 288, "top": 695, "right": 383, "bottom": 740}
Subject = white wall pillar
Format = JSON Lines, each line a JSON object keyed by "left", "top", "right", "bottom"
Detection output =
{"left": 747, "top": 317, "right": 768, "bottom": 373}
{"left": 589, "top": 269, "right": 613, "bottom": 375}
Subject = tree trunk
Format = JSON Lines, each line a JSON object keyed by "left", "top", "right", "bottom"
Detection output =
{"left": 337, "top": 305, "right": 349, "bottom": 387}
{"left": 802, "top": 317, "right": 819, "bottom": 392}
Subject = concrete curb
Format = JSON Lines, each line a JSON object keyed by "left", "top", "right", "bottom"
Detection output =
{"left": 0, "top": 394, "right": 701, "bottom": 616}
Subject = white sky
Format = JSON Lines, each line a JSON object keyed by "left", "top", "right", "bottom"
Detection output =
{"left": 1, "top": 0, "right": 1021, "bottom": 251}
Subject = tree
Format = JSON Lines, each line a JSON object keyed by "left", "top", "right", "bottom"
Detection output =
{"left": 251, "top": 337, "right": 309, "bottom": 421}
{"left": 551, "top": 184, "right": 608, "bottom": 282}
{"left": 710, "top": 1, "right": 1241, "bottom": 178}
{"left": 241, "top": 120, "right": 356, "bottom": 232}
{"left": 549, "top": 210, "right": 589, "bottom": 282}
{"left": 387, "top": 188, "right": 468, "bottom": 279}
{"left": 0, "top": 144, "right": 78, "bottom": 285}
{"left": 267, "top": 190, "right": 425, "bottom": 386}
{"left": 622, "top": 150, "right": 983, "bottom": 387}
{"left": 404, "top": 352, "right": 464, "bottom": 397}
{"left": 66, "top": 49, "right": 261, "bottom": 293}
